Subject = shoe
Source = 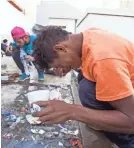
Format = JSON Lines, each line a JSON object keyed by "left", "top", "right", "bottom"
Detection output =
{"left": 19, "top": 73, "right": 30, "bottom": 81}
{"left": 38, "top": 72, "right": 44, "bottom": 81}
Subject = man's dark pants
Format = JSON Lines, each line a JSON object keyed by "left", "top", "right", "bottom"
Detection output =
{"left": 11, "top": 49, "right": 44, "bottom": 74}
{"left": 78, "top": 72, "right": 134, "bottom": 148}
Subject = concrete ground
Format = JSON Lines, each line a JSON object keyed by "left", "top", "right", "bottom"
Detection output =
{"left": 1, "top": 56, "right": 118, "bottom": 148}
{"left": 1, "top": 56, "right": 71, "bottom": 85}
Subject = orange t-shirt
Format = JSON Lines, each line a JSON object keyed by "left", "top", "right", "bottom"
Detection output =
{"left": 81, "top": 28, "right": 134, "bottom": 101}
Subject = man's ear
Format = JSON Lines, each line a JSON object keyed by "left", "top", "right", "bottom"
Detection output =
{"left": 53, "top": 44, "right": 66, "bottom": 52}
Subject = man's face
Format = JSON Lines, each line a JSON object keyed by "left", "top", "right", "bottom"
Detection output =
{"left": 15, "top": 38, "right": 25, "bottom": 48}
{"left": 15, "top": 36, "right": 29, "bottom": 48}
{"left": 49, "top": 44, "right": 81, "bottom": 74}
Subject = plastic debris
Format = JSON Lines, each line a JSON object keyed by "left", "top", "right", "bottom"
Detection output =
{"left": 27, "top": 90, "right": 50, "bottom": 105}
{"left": 64, "top": 99, "right": 72, "bottom": 104}
{"left": 44, "top": 132, "right": 53, "bottom": 138}
{"left": 50, "top": 89, "right": 61, "bottom": 100}
{"left": 71, "top": 138, "right": 83, "bottom": 148}
{"left": 3, "top": 122, "right": 13, "bottom": 127}
{"left": 2, "top": 111, "right": 11, "bottom": 117}
{"left": 9, "top": 117, "right": 21, "bottom": 129}
{"left": 31, "top": 129, "right": 38, "bottom": 134}
{"left": 33, "top": 104, "right": 41, "bottom": 112}
{"left": 31, "top": 129, "right": 45, "bottom": 135}
{"left": 3, "top": 133, "right": 13, "bottom": 139}
{"left": 58, "top": 124, "right": 66, "bottom": 129}
{"left": 20, "top": 120, "right": 25, "bottom": 124}
{"left": 7, "top": 140, "right": 45, "bottom": 148}
{"left": 58, "top": 141, "right": 63, "bottom": 146}
{"left": 39, "top": 129, "right": 45, "bottom": 135}
{"left": 1, "top": 76, "right": 8, "bottom": 81}
{"left": 53, "top": 131, "right": 59, "bottom": 136}
{"left": 10, "top": 115, "right": 17, "bottom": 122}
{"left": 26, "top": 114, "right": 41, "bottom": 125}
{"left": 60, "top": 128, "right": 79, "bottom": 136}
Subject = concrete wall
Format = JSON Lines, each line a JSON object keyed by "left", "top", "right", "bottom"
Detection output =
{"left": 36, "top": 1, "right": 82, "bottom": 33}
{"left": 48, "top": 18, "right": 76, "bottom": 33}
{"left": 77, "top": 9, "right": 134, "bottom": 42}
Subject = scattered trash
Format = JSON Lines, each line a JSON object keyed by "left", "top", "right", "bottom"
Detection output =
{"left": 64, "top": 99, "right": 72, "bottom": 104}
{"left": 27, "top": 90, "right": 50, "bottom": 105}
{"left": 4, "top": 122, "right": 13, "bottom": 127}
{"left": 2, "top": 111, "right": 11, "bottom": 117}
{"left": 71, "top": 138, "right": 83, "bottom": 148}
{"left": 3, "top": 133, "right": 13, "bottom": 140}
{"left": 33, "top": 104, "right": 41, "bottom": 112}
{"left": 26, "top": 114, "right": 41, "bottom": 125}
{"left": 18, "top": 100, "right": 23, "bottom": 103}
{"left": 7, "top": 140, "right": 45, "bottom": 148}
{"left": 58, "top": 141, "right": 64, "bottom": 146}
{"left": 31, "top": 129, "right": 45, "bottom": 135}
{"left": 20, "top": 120, "right": 25, "bottom": 124}
{"left": 28, "top": 86, "right": 37, "bottom": 91}
{"left": 60, "top": 128, "right": 79, "bottom": 136}
{"left": 61, "top": 85, "right": 68, "bottom": 90}
{"left": 31, "top": 129, "right": 38, "bottom": 134}
{"left": 58, "top": 124, "right": 67, "bottom": 129}
{"left": 50, "top": 89, "right": 61, "bottom": 100}
{"left": 2, "top": 84, "right": 82, "bottom": 147}
{"left": 10, "top": 115, "right": 17, "bottom": 122}
{"left": 39, "top": 129, "right": 45, "bottom": 135}
{"left": 52, "top": 131, "right": 59, "bottom": 136}
{"left": 9, "top": 117, "right": 21, "bottom": 129}
{"left": 44, "top": 132, "right": 53, "bottom": 138}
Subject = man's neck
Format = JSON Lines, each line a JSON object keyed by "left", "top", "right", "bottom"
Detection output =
{"left": 70, "top": 33, "right": 83, "bottom": 57}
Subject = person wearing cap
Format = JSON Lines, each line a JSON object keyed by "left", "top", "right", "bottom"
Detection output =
{"left": 10, "top": 26, "right": 45, "bottom": 81}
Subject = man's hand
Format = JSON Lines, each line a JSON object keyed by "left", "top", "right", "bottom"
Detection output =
{"left": 32, "top": 100, "right": 74, "bottom": 124}
{"left": 6, "top": 46, "right": 12, "bottom": 52}
{"left": 26, "top": 55, "right": 35, "bottom": 61}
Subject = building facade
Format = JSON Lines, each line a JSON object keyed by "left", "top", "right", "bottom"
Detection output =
{"left": 36, "top": 1, "right": 82, "bottom": 33}
{"left": 77, "top": 8, "right": 134, "bottom": 42}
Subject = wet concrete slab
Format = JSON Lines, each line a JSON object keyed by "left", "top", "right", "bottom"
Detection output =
{"left": 1, "top": 83, "right": 81, "bottom": 148}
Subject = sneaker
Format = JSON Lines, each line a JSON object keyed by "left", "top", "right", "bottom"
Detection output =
{"left": 38, "top": 72, "right": 44, "bottom": 81}
{"left": 19, "top": 73, "right": 30, "bottom": 81}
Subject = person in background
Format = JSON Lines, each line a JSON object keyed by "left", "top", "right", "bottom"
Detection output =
{"left": 1, "top": 39, "right": 12, "bottom": 56}
{"left": 33, "top": 26, "right": 134, "bottom": 148}
{"left": 11, "top": 26, "right": 45, "bottom": 81}
{"left": 10, "top": 43, "right": 26, "bottom": 78}
{"left": 1, "top": 39, "right": 8, "bottom": 53}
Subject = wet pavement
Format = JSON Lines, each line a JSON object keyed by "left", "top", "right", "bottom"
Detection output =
{"left": 1, "top": 57, "right": 118, "bottom": 148}
{"left": 1, "top": 83, "right": 82, "bottom": 148}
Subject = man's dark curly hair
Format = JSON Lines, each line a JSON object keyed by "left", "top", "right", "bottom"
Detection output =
{"left": 33, "top": 26, "right": 71, "bottom": 69}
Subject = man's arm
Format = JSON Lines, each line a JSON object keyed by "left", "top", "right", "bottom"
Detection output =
{"left": 71, "top": 95, "right": 134, "bottom": 134}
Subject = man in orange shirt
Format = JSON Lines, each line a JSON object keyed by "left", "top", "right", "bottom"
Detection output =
{"left": 33, "top": 26, "right": 134, "bottom": 148}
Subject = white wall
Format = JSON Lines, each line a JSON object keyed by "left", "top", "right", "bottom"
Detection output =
{"left": 36, "top": 1, "right": 82, "bottom": 26}
{"left": 77, "top": 14, "right": 134, "bottom": 42}
{"left": 0, "top": 0, "right": 33, "bottom": 42}
{"left": 48, "top": 18, "right": 76, "bottom": 33}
